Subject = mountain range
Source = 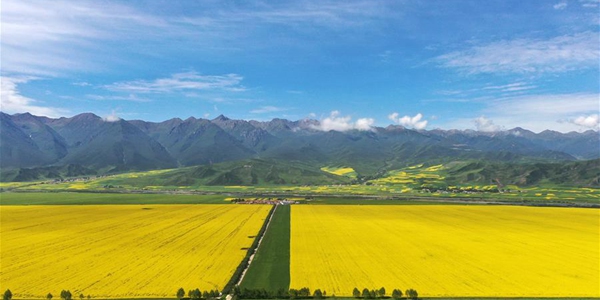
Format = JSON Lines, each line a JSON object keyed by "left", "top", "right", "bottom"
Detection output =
{"left": 1, "top": 112, "right": 598, "bottom": 183}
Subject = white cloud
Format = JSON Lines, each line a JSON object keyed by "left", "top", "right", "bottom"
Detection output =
{"left": 435, "top": 32, "right": 599, "bottom": 74}
{"left": 474, "top": 116, "right": 502, "bottom": 132}
{"left": 105, "top": 72, "right": 245, "bottom": 94}
{"left": 250, "top": 106, "right": 291, "bottom": 114}
{"left": 389, "top": 112, "right": 428, "bottom": 130}
{"left": 311, "top": 110, "right": 375, "bottom": 131}
{"left": 570, "top": 114, "right": 599, "bottom": 129}
{"left": 103, "top": 110, "right": 121, "bottom": 122}
{"left": 0, "top": 76, "right": 66, "bottom": 117}
{"left": 355, "top": 117, "right": 375, "bottom": 130}
{"left": 553, "top": 2, "right": 568, "bottom": 9}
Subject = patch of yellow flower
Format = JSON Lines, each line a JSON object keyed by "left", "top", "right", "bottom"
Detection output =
{"left": 0, "top": 205, "right": 270, "bottom": 298}
{"left": 320, "top": 167, "right": 357, "bottom": 178}
{"left": 290, "top": 205, "right": 599, "bottom": 297}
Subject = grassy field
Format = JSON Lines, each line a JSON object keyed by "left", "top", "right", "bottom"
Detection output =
{"left": 240, "top": 205, "right": 290, "bottom": 291}
{"left": 290, "top": 205, "right": 600, "bottom": 297}
{"left": 0, "top": 192, "right": 229, "bottom": 205}
{"left": 0, "top": 205, "right": 271, "bottom": 298}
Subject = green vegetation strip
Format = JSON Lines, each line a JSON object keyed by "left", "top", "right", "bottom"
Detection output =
{"left": 223, "top": 205, "right": 277, "bottom": 294}
{"left": 240, "top": 204, "right": 290, "bottom": 291}
{"left": 0, "top": 192, "right": 228, "bottom": 205}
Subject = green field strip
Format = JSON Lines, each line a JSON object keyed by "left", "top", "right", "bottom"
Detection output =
{"left": 0, "top": 192, "right": 228, "bottom": 205}
{"left": 239, "top": 204, "right": 291, "bottom": 291}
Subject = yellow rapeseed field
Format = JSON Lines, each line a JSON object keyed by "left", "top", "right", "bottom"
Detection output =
{"left": 291, "top": 205, "right": 599, "bottom": 297}
{"left": 0, "top": 205, "right": 270, "bottom": 298}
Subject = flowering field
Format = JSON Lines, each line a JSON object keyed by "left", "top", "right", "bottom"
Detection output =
{"left": 290, "top": 205, "right": 599, "bottom": 297}
{"left": 0, "top": 205, "right": 270, "bottom": 298}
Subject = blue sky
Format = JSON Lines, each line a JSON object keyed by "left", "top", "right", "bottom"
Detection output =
{"left": 1, "top": 0, "right": 599, "bottom": 132}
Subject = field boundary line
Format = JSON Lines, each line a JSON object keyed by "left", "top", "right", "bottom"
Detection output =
{"left": 236, "top": 204, "right": 279, "bottom": 285}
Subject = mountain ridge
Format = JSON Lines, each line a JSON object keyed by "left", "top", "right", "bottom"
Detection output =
{"left": 1, "top": 112, "right": 598, "bottom": 180}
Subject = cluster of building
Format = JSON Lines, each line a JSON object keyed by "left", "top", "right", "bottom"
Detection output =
{"left": 231, "top": 197, "right": 299, "bottom": 205}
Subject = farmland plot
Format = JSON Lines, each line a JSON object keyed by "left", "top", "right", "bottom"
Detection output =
{"left": 0, "top": 205, "right": 270, "bottom": 298}
{"left": 290, "top": 205, "right": 599, "bottom": 297}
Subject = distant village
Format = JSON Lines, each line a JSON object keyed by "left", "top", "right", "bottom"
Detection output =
{"left": 230, "top": 197, "right": 301, "bottom": 205}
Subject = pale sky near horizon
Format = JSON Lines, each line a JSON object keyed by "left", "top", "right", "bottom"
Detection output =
{"left": 1, "top": 0, "right": 599, "bottom": 133}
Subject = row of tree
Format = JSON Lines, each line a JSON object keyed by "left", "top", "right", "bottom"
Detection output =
{"left": 3, "top": 290, "right": 91, "bottom": 300}
{"left": 232, "top": 287, "right": 327, "bottom": 299}
{"left": 231, "top": 287, "right": 419, "bottom": 300}
{"left": 177, "top": 287, "right": 221, "bottom": 299}
{"left": 352, "top": 287, "right": 418, "bottom": 299}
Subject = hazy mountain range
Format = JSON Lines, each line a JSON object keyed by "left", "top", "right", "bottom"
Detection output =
{"left": 1, "top": 112, "right": 598, "bottom": 183}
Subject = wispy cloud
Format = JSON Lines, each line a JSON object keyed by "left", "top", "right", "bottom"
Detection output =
{"left": 86, "top": 94, "right": 150, "bottom": 102}
{"left": 105, "top": 72, "right": 245, "bottom": 94}
{"left": 311, "top": 110, "right": 374, "bottom": 131}
{"left": 484, "top": 93, "right": 599, "bottom": 132}
{"left": 1, "top": 0, "right": 166, "bottom": 76}
{"left": 250, "top": 106, "right": 292, "bottom": 114}
{"left": 553, "top": 2, "right": 568, "bottom": 9}
{"left": 0, "top": 77, "right": 66, "bottom": 117}
{"left": 388, "top": 112, "right": 428, "bottom": 130}
{"left": 435, "top": 32, "right": 599, "bottom": 74}
{"left": 379, "top": 50, "right": 392, "bottom": 63}
{"left": 580, "top": 0, "right": 600, "bottom": 8}
{"left": 482, "top": 82, "right": 537, "bottom": 93}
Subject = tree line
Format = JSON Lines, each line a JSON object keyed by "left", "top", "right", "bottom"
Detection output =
{"left": 231, "top": 287, "right": 327, "bottom": 299}
{"left": 3, "top": 290, "right": 91, "bottom": 300}
{"left": 177, "top": 287, "right": 221, "bottom": 300}
{"left": 352, "top": 287, "right": 418, "bottom": 300}
{"left": 3, "top": 286, "right": 419, "bottom": 300}
{"left": 228, "top": 287, "right": 419, "bottom": 299}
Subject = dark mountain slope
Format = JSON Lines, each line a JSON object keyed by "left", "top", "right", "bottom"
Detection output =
{"left": 57, "top": 119, "right": 177, "bottom": 172}
{"left": 0, "top": 112, "right": 50, "bottom": 168}
{"left": 151, "top": 117, "right": 254, "bottom": 166}
{"left": 11, "top": 113, "right": 68, "bottom": 163}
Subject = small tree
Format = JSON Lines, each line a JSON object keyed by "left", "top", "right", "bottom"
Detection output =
{"left": 378, "top": 287, "right": 385, "bottom": 298}
{"left": 362, "top": 288, "right": 370, "bottom": 299}
{"left": 391, "top": 289, "right": 402, "bottom": 299}
{"left": 177, "top": 288, "right": 185, "bottom": 300}
{"left": 61, "top": 290, "right": 72, "bottom": 300}
{"left": 202, "top": 291, "right": 209, "bottom": 299}
{"left": 79, "top": 294, "right": 84, "bottom": 300}
{"left": 405, "top": 289, "right": 418, "bottom": 300}
{"left": 87, "top": 295, "right": 91, "bottom": 300}
{"left": 353, "top": 288, "right": 361, "bottom": 298}
{"left": 47, "top": 293, "right": 53, "bottom": 300}
{"left": 3, "top": 289, "right": 12, "bottom": 300}
{"left": 313, "top": 289, "right": 323, "bottom": 299}
{"left": 192, "top": 289, "right": 201, "bottom": 300}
